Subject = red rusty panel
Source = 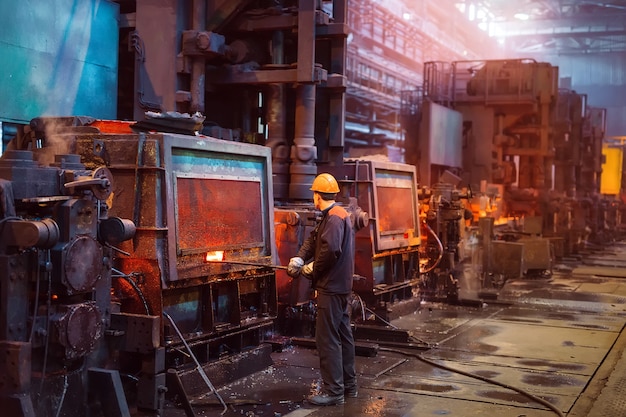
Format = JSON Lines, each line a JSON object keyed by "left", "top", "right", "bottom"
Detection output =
{"left": 376, "top": 186, "right": 415, "bottom": 233}
{"left": 176, "top": 177, "right": 264, "bottom": 252}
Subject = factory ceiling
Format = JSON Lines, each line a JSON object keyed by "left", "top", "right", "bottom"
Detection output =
{"left": 457, "top": 0, "right": 626, "bottom": 54}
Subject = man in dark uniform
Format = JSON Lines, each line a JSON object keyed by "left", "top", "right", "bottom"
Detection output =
{"left": 287, "top": 173, "right": 357, "bottom": 406}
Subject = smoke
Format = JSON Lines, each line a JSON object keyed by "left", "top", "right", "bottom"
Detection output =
{"left": 31, "top": 118, "right": 75, "bottom": 167}
{"left": 27, "top": 1, "right": 103, "bottom": 166}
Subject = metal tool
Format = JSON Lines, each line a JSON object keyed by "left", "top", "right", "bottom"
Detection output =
{"left": 205, "top": 260, "right": 289, "bottom": 270}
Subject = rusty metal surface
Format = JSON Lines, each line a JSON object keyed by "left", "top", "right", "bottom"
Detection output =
{"left": 520, "top": 237, "right": 553, "bottom": 272}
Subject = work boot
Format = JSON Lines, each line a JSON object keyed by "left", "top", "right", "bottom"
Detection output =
{"left": 308, "top": 392, "right": 345, "bottom": 406}
{"left": 344, "top": 385, "right": 358, "bottom": 398}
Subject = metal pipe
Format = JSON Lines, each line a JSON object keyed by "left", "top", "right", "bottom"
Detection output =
{"left": 266, "top": 30, "right": 289, "bottom": 200}
{"left": 289, "top": 83, "right": 318, "bottom": 200}
{"left": 190, "top": 0, "right": 206, "bottom": 113}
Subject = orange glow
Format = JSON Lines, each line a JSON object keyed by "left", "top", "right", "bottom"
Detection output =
{"left": 90, "top": 120, "right": 134, "bottom": 134}
{"left": 205, "top": 251, "right": 225, "bottom": 262}
{"left": 494, "top": 216, "right": 515, "bottom": 226}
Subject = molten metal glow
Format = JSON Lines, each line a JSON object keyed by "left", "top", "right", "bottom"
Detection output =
{"left": 205, "top": 251, "right": 225, "bottom": 262}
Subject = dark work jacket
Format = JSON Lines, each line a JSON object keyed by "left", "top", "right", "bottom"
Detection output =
{"left": 297, "top": 203, "right": 354, "bottom": 295}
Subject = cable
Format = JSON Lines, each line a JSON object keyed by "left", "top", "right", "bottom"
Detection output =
{"left": 53, "top": 373, "right": 69, "bottom": 417}
{"left": 112, "top": 268, "right": 151, "bottom": 316}
{"left": 163, "top": 311, "right": 229, "bottom": 415}
{"left": 105, "top": 242, "right": 131, "bottom": 257}
{"left": 355, "top": 293, "right": 366, "bottom": 322}
{"left": 363, "top": 306, "right": 398, "bottom": 328}
{"left": 379, "top": 346, "right": 565, "bottom": 417}
{"left": 38, "top": 250, "right": 52, "bottom": 396}
{"left": 0, "top": 215, "right": 21, "bottom": 225}
{"left": 360, "top": 305, "right": 432, "bottom": 346}
{"left": 420, "top": 222, "right": 444, "bottom": 274}
{"left": 29, "top": 251, "right": 42, "bottom": 343}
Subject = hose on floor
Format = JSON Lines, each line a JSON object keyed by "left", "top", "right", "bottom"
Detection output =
{"left": 379, "top": 347, "right": 565, "bottom": 417}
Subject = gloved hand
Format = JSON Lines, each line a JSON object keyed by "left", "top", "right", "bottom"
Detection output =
{"left": 301, "top": 262, "right": 314, "bottom": 280}
{"left": 287, "top": 257, "right": 304, "bottom": 278}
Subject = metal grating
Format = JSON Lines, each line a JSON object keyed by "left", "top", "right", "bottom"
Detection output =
{"left": 587, "top": 348, "right": 626, "bottom": 416}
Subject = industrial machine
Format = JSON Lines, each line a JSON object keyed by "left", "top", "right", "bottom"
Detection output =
{"left": 0, "top": 1, "right": 619, "bottom": 416}
{"left": 402, "top": 58, "right": 608, "bottom": 288}
{"left": 328, "top": 159, "right": 422, "bottom": 316}
{"left": 0, "top": 143, "right": 137, "bottom": 416}
{"left": 453, "top": 59, "right": 558, "bottom": 212}
{"left": 0, "top": 2, "right": 366, "bottom": 414}
{"left": 274, "top": 158, "right": 423, "bottom": 328}
{"left": 0, "top": 118, "right": 278, "bottom": 416}
{"left": 418, "top": 177, "right": 472, "bottom": 302}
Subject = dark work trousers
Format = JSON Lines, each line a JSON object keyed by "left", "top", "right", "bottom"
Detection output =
{"left": 316, "top": 292, "right": 357, "bottom": 396}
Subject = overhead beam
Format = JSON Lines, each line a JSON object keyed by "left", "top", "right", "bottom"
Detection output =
{"left": 509, "top": 35, "right": 626, "bottom": 53}
{"left": 490, "top": 13, "right": 626, "bottom": 36}
{"left": 504, "top": 29, "right": 626, "bottom": 39}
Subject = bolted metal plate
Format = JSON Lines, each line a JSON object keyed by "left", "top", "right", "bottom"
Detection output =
{"left": 64, "top": 236, "right": 102, "bottom": 292}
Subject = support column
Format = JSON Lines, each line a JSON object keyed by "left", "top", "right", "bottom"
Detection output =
{"left": 190, "top": 0, "right": 206, "bottom": 113}
{"left": 290, "top": 84, "right": 318, "bottom": 200}
{"left": 266, "top": 31, "right": 289, "bottom": 200}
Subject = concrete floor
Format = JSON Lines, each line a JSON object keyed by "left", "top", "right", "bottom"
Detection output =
{"left": 164, "top": 242, "right": 626, "bottom": 417}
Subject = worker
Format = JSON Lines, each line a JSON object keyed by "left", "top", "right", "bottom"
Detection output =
{"left": 287, "top": 173, "right": 357, "bottom": 406}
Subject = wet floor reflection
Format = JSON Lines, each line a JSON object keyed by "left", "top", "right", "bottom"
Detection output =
{"left": 162, "top": 245, "right": 626, "bottom": 417}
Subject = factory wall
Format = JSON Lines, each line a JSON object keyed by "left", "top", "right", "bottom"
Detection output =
{"left": 541, "top": 51, "right": 626, "bottom": 138}
{"left": 0, "top": 0, "right": 119, "bottom": 124}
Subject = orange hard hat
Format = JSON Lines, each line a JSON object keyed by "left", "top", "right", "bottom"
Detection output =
{"left": 310, "top": 173, "right": 340, "bottom": 193}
